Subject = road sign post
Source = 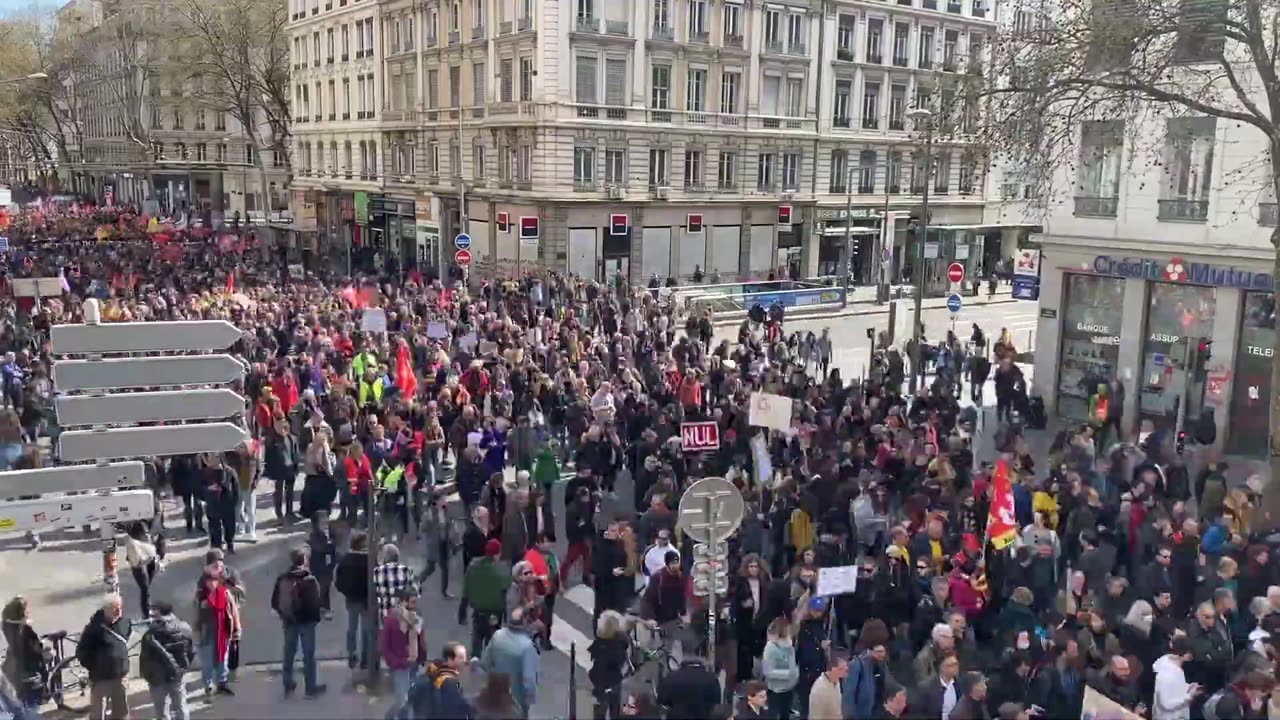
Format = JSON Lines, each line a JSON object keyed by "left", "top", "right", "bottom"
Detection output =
{"left": 455, "top": 248, "right": 472, "bottom": 265}
{"left": 454, "top": 232, "right": 472, "bottom": 250}
{"left": 19, "top": 298, "right": 251, "bottom": 586}
{"left": 677, "top": 478, "right": 745, "bottom": 669}
{"left": 947, "top": 293, "right": 963, "bottom": 333}
{"left": 947, "top": 262, "right": 965, "bottom": 285}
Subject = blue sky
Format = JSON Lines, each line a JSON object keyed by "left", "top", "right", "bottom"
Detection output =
{"left": 0, "top": 0, "right": 51, "bottom": 17}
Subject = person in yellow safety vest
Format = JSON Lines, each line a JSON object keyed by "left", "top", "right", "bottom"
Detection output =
{"left": 351, "top": 348, "right": 379, "bottom": 382}
{"left": 358, "top": 369, "right": 384, "bottom": 408}
{"left": 376, "top": 460, "right": 410, "bottom": 537}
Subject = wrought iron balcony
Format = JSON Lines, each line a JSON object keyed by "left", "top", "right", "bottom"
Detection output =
{"left": 1074, "top": 196, "right": 1118, "bottom": 217}
{"left": 1158, "top": 198, "right": 1209, "bottom": 221}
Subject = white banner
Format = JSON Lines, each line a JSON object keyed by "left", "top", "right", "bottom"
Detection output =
{"left": 748, "top": 392, "right": 793, "bottom": 430}
{"left": 816, "top": 566, "right": 859, "bottom": 596}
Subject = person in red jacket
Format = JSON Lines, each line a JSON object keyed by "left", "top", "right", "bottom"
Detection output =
{"left": 341, "top": 443, "right": 374, "bottom": 527}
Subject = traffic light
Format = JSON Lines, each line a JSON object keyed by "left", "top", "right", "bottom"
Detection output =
{"left": 1193, "top": 340, "right": 1213, "bottom": 380}
{"left": 1176, "top": 430, "right": 1186, "bottom": 456}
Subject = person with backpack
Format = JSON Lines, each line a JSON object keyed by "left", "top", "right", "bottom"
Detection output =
{"left": 271, "top": 546, "right": 326, "bottom": 698}
{"left": 397, "top": 641, "right": 472, "bottom": 720}
{"left": 139, "top": 601, "right": 195, "bottom": 720}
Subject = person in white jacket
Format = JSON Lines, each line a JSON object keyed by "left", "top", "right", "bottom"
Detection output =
{"left": 1153, "top": 638, "right": 1201, "bottom": 720}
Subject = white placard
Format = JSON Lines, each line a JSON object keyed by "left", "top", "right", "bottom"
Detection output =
{"left": 1014, "top": 249, "right": 1041, "bottom": 278}
{"left": 478, "top": 340, "right": 499, "bottom": 357}
{"left": 924, "top": 242, "right": 940, "bottom": 259}
{"left": 362, "top": 308, "right": 388, "bottom": 334}
{"left": 459, "top": 332, "right": 479, "bottom": 352}
{"left": 426, "top": 321, "right": 449, "bottom": 339}
{"left": 748, "top": 392, "right": 793, "bottom": 431}
{"left": 816, "top": 565, "right": 860, "bottom": 596}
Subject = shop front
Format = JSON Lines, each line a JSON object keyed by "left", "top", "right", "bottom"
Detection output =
{"left": 1056, "top": 273, "right": 1126, "bottom": 421}
{"left": 1034, "top": 243, "right": 1275, "bottom": 450}
{"left": 1228, "top": 292, "right": 1275, "bottom": 456}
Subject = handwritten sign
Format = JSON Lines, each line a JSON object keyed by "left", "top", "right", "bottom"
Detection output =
{"left": 816, "top": 566, "right": 859, "bottom": 596}
{"left": 361, "top": 308, "right": 388, "bottom": 334}
{"left": 426, "top": 321, "right": 449, "bottom": 339}
{"left": 748, "top": 392, "right": 793, "bottom": 431}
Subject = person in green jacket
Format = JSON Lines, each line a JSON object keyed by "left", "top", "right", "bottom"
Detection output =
{"left": 532, "top": 443, "right": 560, "bottom": 494}
{"left": 463, "top": 539, "right": 511, "bottom": 653}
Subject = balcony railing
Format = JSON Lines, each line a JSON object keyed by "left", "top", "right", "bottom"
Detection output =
{"left": 691, "top": 30, "right": 710, "bottom": 44}
{"left": 472, "top": 25, "right": 485, "bottom": 40}
{"left": 837, "top": 47, "right": 855, "bottom": 61}
{"left": 863, "top": 118, "right": 879, "bottom": 129}
{"left": 576, "top": 16, "right": 598, "bottom": 33}
{"left": 724, "top": 33, "right": 744, "bottom": 48}
{"left": 448, "top": 30, "right": 460, "bottom": 44}
{"left": 867, "top": 53, "right": 883, "bottom": 64}
{"left": 893, "top": 55, "right": 909, "bottom": 67}
{"left": 889, "top": 117, "right": 905, "bottom": 130}
{"left": 973, "top": 3, "right": 986, "bottom": 16}
{"left": 947, "top": 1, "right": 962, "bottom": 11}
{"left": 920, "top": 58, "right": 934, "bottom": 69}
{"left": 924, "top": 0, "right": 938, "bottom": 8}
{"left": 765, "top": 39, "right": 784, "bottom": 54}
{"left": 1074, "top": 196, "right": 1119, "bottom": 217}
{"left": 834, "top": 116, "right": 851, "bottom": 128}
{"left": 786, "top": 43, "right": 806, "bottom": 56}
{"left": 499, "top": 20, "right": 512, "bottom": 34}
{"left": 1158, "top": 198, "right": 1209, "bottom": 222}
{"left": 652, "top": 24, "right": 674, "bottom": 40}
{"left": 606, "top": 20, "right": 630, "bottom": 35}
{"left": 1259, "top": 203, "right": 1279, "bottom": 226}
{"left": 517, "top": 16, "right": 532, "bottom": 31}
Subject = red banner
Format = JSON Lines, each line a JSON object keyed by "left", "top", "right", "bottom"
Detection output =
{"left": 987, "top": 459, "right": 1019, "bottom": 549}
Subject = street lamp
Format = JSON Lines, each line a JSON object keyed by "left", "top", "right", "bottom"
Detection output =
{"left": 906, "top": 107, "right": 934, "bottom": 396}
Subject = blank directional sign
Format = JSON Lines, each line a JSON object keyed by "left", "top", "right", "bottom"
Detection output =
{"left": 0, "top": 461, "right": 146, "bottom": 498}
{"left": 0, "top": 489, "right": 155, "bottom": 533}
{"left": 59, "top": 423, "right": 249, "bottom": 462}
{"left": 54, "top": 355, "right": 245, "bottom": 392}
{"left": 56, "top": 389, "right": 245, "bottom": 427}
{"left": 52, "top": 319, "right": 242, "bottom": 355}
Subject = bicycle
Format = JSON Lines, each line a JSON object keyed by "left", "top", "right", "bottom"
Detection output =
{"left": 624, "top": 622, "right": 680, "bottom": 687}
{"left": 41, "top": 619, "right": 149, "bottom": 714}
{"left": 42, "top": 629, "right": 89, "bottom": 714}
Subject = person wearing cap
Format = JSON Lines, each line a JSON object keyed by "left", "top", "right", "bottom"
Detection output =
{"left": 463, "top": 538, "right": 512, "bottom": 655}
{"left": 642, "top": 550, "right": 687, "bottom": 650}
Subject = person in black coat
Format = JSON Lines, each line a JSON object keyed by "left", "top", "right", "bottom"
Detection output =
{"left": 168, "top": 454, "right": 204, "bottom": 534}
{"left": 657, "top": 658, "right": 721, "bottom": 719}
{"left": 736, "top": 680, "right": 776, "bottom": 719}
{"left": 1, "top": 597, "right": 45, "bottom": 709}
{"left": 914, "top": 654, "right": 961, "bottom": 720}
{"left": 75, "top": 596, "right": 134, "bottom": 719}
{"left": 587, "top": 610, "right": 631, "bottom": 720}
{"left": 201, "top": 454, "right": 240, "bottom": 554}
{"left": 333, "top": 531, "right": 370, "bottom": 669}
{"left": 264, "top": 421, "right": 301, "bottom": 522}
{"left": 731, "top": 556, "right": 770, "bottom": 684}
{"left": 591, "top": 522, "right": 630, "bottom": 622}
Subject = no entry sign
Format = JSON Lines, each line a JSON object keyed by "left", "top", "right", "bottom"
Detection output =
{"left": 948, "top": 262, "right": 965, "bottom": 284}
{"left": 681, "top": 421, "right": 721, "bottom": 452}
{"left": 455, "top": 249, "right": 472, "bottom": 265}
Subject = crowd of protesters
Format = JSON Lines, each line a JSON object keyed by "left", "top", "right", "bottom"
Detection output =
{"left": 0, "top": 200, "right": 1275, "bottom": 720}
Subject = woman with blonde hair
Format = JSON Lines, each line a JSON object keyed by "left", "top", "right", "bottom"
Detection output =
{"left": 588, "top": 610, "right": 631, "bottom": 719}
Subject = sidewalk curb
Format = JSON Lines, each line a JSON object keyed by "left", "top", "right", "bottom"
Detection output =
{"left": 712, "top": 296, "right": 1020, "bottom": 326}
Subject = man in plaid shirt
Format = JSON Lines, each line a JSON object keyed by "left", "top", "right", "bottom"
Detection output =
{"left": 372, "top": 543, "right": 420, "bottom": 616}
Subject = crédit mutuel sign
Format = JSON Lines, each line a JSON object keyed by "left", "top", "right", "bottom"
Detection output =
{"left": 1093, "top": 256, "right": 1275, "bottom": 291}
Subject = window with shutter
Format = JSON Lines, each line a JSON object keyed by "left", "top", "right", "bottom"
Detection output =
{"left": 428, "top": 70, "right": 439, "bottom": 109}
{"left": 473, "top": 62, "right": 486, "bottom": 105}
{"left": 500, "top": 59, "right": 513, "bottom": 102}
{"left": 605, "top": 59, "right": 627, "bottom": 106}
{"left": 761, "top": 75, "right": 780, "bottom": 116}
{"left": 576, "top": 55, "right": 598, "bottom": 104}
{"left": 449, "top": 65, "right": 461, "bottom": 107}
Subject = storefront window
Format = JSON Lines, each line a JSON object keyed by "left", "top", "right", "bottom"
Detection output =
{"left": 1138, "top": 283, "right": 1217, "bottom": 430}
{"left": 1057, "top": 274, "right": 1125, "bottom": 420}
{"left": 1229, "top": 291, "right": 1275, "bottom": 455}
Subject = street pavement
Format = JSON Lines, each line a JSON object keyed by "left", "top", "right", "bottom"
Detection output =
{"left": 3, "top": 300, "right": 1038, "bottom": 719}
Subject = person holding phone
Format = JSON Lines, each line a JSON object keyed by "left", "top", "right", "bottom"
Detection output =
{"left": 1153, "top": 637, "right": 1201, "bottom": 720}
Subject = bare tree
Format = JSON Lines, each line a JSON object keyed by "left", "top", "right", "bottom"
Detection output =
{"left": 176, "top": 0, "right": 291, "bottom": 208}
{"left": 982, "top": 0, "right": 1280, "bottom": 470}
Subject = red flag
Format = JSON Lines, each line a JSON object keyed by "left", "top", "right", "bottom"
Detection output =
{"left": 987, "top": 459, "right": 1019, "bottom": 549}
{"left": 395, "top": 345, "right": 418, "bottom": 399}
{"left": 225, "top": 271, "right": 235, "bottom": 295}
